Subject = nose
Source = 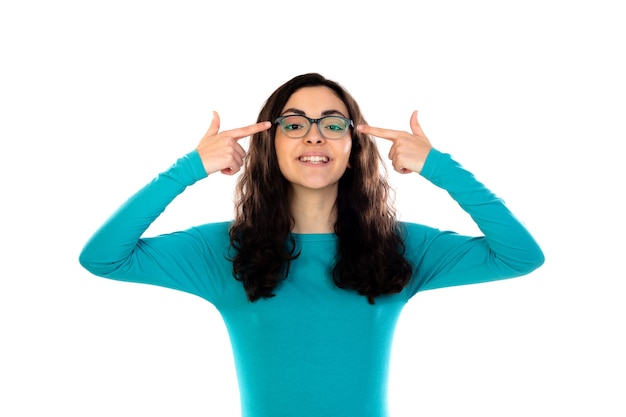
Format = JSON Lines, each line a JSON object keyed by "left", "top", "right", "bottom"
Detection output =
{"left": 304, "top": 122, "right": 325, "bottom": 144}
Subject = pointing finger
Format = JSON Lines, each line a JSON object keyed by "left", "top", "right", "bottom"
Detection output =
{"left": 226, "top": 120, "right": 272, "bottom": 141}
{"left": 356, "top": 124, "right": 404, "bottom": 142}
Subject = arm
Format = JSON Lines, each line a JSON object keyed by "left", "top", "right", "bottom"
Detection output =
{"left": 78, "top": 114, "right": 272, "bottom": 300}
{"left": 404, "top": 149, "right": 544, "bottom": 294}
{"left": 78, "top": 150, "right": 221, "bottom": 299}
{"left": 358, "top": 112, "right": 544, "bottom": 295}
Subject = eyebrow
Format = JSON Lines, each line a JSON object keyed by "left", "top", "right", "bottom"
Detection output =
{"left": 280, "top": 107, "right": 348, "bottom": 118}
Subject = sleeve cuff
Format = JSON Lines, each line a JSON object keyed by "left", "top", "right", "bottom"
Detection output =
{"left": 185, "top": 149, "right": 209, "bottom": 181}
{"left": 419, "top": 148, "right": 444, "bottom": 180}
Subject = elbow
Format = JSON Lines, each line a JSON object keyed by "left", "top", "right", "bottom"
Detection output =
{"left": 526, "top": 252, "right": 545, "bottom": 275}
{"left": 533, "top": 246, "right": 546, "bottom": 270}
{"left": 78, "top": 247, "right": 97, "bottom": 275}
{"left": 78, "top": 246, "right": 113, "bottom": 277}
{"left": 515, "top": 243, "right": 545, "bottom": 276}
{"left": 491, "top": 241, "right": 545, "bottom": 278}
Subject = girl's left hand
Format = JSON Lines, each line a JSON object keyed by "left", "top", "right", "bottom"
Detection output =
{"left": 357, "top": 111, "right": 433, "bottom": 174}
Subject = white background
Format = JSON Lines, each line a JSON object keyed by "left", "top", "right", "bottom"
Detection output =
{"left": 1, "top": 0, "right": 624, "bottom": 416}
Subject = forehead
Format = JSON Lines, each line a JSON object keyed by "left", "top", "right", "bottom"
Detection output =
{"left": 282, "top": 86, "right": 348, "bottom": 115}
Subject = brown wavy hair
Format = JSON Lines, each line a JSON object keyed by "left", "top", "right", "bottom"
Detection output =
{"left": 229, "top": 73, "right": 412, "bottom": 304}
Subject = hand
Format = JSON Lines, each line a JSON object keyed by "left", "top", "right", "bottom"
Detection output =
{"left": 196, "top": 111, "right": 272, "bottom": 175}
{"left": 357, "top": 111, "right": 433, "bottom": 174}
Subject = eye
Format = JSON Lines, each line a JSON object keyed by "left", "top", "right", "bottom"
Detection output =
{"left": 322, "top": 117, "right": 347, "bottom": 131}
{"left": 325, "top": 123, "right": 343, "bottom": 131}
{"left": 284, "top": 123, "right": 304, "bottom": 131}
{"left": 281, "top": 115, "right": 308, "bottom": 131}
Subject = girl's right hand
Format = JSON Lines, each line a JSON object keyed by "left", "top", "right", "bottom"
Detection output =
{"left": 196, "top": 111, "right": 272, "bottom": 175}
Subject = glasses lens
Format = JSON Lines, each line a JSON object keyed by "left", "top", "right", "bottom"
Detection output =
{"left": 278, "top": 115, "right": 351, "bottom": 139}
{"left": 319, "top": 117, "right": 349, "bottom": 139}
{"left": 280, "top": 115, "right": 310, "bottom": 138}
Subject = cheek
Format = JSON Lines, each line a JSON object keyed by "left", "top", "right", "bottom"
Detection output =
{"left": 274, "top": 136, "right": 292, "bottom": 172}
{"left": 273, "top": 135, "right": 285, "bottom": 159}
{"left": 338, "top": 141, "right": 352, "bottom": 165}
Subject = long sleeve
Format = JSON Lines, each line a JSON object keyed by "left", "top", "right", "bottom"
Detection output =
{"left": 404, "top": 149, "right": 544, "bottom": 296}
{"left": 78, "top": 150, "right": 228, "bottom": 302}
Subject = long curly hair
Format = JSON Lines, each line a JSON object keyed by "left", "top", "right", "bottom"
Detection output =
{"left": 229, "top": 73, "right": 412, "bottom": 304}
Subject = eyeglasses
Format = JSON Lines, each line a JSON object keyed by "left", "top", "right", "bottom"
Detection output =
{"left": 275, "top": 115, "right": 354, "bottom": 140}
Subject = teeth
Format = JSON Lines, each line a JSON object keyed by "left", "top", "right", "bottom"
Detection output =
{"left": 299, "top": 156, "right": 329, "bottom": 163}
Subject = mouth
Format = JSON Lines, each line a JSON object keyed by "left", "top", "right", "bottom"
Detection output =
{"left": 298, "top": 155, "right": 330, "bottom": 164}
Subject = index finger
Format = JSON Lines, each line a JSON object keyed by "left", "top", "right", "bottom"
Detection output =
{"left": 225, "top": 120, "right": 272, "bottom": 141}
{"left": 356, "top": 124, "right": 404, "bottom": 142}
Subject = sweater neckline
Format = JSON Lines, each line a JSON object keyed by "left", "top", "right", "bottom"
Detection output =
{"left": 290, "top": 232, "right": 338, "bottom": 242}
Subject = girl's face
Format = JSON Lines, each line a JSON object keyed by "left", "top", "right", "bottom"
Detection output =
{"left": 275, "top": 86, "right": 352, "bottom": 195}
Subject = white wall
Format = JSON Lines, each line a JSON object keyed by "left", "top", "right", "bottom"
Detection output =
{"left": 1, "top": 0, "right": 624, "bottom": 416}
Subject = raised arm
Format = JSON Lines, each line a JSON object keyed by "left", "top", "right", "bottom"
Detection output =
{"left": 78, "top": 114, "right": 271, "bottom": 299}
{"left": 358, "top": 112, "right": 544, "bottom": 295}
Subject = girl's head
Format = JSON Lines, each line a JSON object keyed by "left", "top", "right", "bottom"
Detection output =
{"left": 231, "top": 73, "right": 411, "bottom": 303}
{"left": 241, "top": 73, "right": 386, "bottom": 213}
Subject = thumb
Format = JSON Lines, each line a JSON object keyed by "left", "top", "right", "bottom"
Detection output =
{"left": 410, "top": 110, "right": 424, "bottom": 136}
{"left": 205, "top": 111, "right": 221, "bottom": 137}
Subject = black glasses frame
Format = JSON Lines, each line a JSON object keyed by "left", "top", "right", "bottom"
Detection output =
{"left": 274, "top": 115, "right": 354, "bottom": 139}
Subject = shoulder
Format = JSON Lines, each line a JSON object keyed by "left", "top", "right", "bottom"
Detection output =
{"left": 188, "top": 221, "right": 233, "bottom": 245}
{"left": 397, "top": 221, "right": 448, "bottom": 253}
{"left": 194, "top": 221, "right": 232, "bottom": 233}
{"left": 398, "top": 221, "right": 440, "bottom": 237}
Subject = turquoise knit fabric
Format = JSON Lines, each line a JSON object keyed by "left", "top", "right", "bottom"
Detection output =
{"left": 80, "top": 149, "right": 543, "bottom": 417}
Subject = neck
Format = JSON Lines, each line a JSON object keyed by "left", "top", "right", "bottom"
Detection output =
{"left": 289, "top": 186, "right": 337, "bottom": 234}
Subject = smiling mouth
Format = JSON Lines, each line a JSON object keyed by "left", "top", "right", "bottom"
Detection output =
{"left": 298, "top": 156, "right": 329, "bottom": 164}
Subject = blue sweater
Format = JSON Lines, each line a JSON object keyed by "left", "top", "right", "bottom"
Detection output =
{"left": 79, "top": 149, "right": 544, "bottom": 417}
